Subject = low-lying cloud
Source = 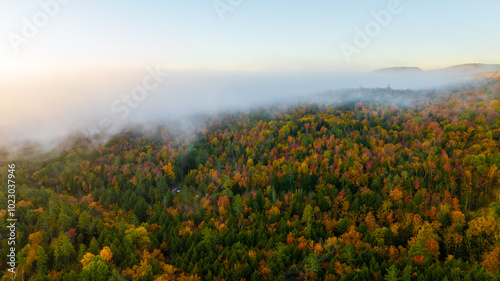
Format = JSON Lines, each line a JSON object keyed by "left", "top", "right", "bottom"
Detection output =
{"left": 1, "top": 64, "right": 498, "bottom": 151}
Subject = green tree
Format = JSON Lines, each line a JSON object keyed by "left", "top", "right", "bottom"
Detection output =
{"left": 81, "top": 256, "right": 111, "bottom": 281}
{"left": 52, "top": 232, "right": 76, "bottom": 268}
{"left": 302, "top": 204, "right": 314, "bottom": 224}
{"left": 78, "top": 212, "right": 92, "bottom": 237}
{"left": 342, "top": 243, "right": 356, "bottom": 265}
{"left": 88, "top": 237, "right": 100, "bottom": 255}
{"left": 134, "top": 199, "right": 149, "bottom": 222}
{"left": 385, "top": 264, "right": 400, "bottom": 281}
{"left": 36, "top": 246, "right": 48, "bottom": 274}
{"left": 233, "top": 194, "right": 244, "bottom": 217}
{"left": 304, "top": 253, "right": 320, "bottom": 274}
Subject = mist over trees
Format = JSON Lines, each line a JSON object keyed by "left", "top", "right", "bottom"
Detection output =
{"left": 2, "top": 64, "right": 498, "bottom": 150}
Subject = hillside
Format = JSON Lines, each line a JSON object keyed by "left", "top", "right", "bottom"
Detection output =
{"left": 1, "top": 74, "right": 500, "bottom": 280}
{"left": 371, "top": 67, "right": 424, "bottom": 74}
{"left": 369, "top": 64, "right": 500, "bottom": 90}
{"left": 373, "top": 64, "right": 500, "bottom": 75}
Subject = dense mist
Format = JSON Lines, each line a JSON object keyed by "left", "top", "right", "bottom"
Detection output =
{"left": 1, "top": 64, "right": 498, "bottom": 151}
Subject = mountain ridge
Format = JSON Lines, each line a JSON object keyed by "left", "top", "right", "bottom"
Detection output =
{"left": 372, "top": 63, "right": 500, "bottom": 74}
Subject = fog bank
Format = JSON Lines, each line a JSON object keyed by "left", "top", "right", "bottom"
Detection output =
{"left": 1, "top": 65, "right": 498, "bottom": 150}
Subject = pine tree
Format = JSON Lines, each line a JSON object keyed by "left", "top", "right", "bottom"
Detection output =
{"left": 88, "top": 237, "right": 100, "bottom": 255}
{"left": 384, "top": 264, "right": 400, "bottom": 281}
{"left": 36, "top": 246, "right": 48, "bottom": 275}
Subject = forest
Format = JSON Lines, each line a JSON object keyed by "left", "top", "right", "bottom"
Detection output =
{"left": 1, "top": 73, "right": 500, "bottom": 280}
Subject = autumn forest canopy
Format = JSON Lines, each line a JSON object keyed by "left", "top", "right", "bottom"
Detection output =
{"left": 2, "top": 73, "right": 500, "bottom": 280}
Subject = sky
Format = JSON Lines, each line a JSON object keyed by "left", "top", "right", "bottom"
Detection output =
{"left": 1, "top": 0, "right": 499, "bottom": 75}
{"left": 1, "top": 0, "right": 500, "bottom": 148}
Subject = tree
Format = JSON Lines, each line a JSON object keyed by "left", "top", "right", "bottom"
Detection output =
{"left": 81, "top": 256, "right": 111, "bottom": 281}
{"left": 304, "top": 253, "right": 320, "bottom": 275}
{"left": 81, "top": 252, "right": 95, "bottom": 270}
{"left": 88, "top": 237, "right": 100, "bottom": 255}
{"left": 125, "top": 226, "right": 151, "bottom": 251}
{"left": 52, "top": 232, "right": 76, "bottom": 268}
{"left": 342, "top": 243, "right": 356, "bottom": 265}
{"left": 258, "top": 259, "right": 273, "bottom": 280}
{"left": 100, "top": 246, "right": 113, "bottom": 263}
{"left": 162, "top": 162, "right": 176, "bottom": 180}
{"left": 466, "top": 215, "right": 497, "bottom": 255}
{"left": 302, "top": 204, "right": 314, "bottom": 224}
{"left": 481, "top": 245, "right": 500, "bottom": 275}
{"left": 233, "top": 194, "right": 244, "bottom": 217}
{"left": 384, "top": 264, "right": 400, "bottom": 281}
{"left": 78, "top": 212, "right": 92, "bottom": 237}
{"left": 365, "top": 212, "right": 378, "bottom": 234}
{"left": 217, "top": 195, "right": 230, "bottom": 217}
{"left": 36, "top": 246, "right": 48, "bottom": 275}
{"left": 134, "top": 199, "right": 149, "bottom": 222}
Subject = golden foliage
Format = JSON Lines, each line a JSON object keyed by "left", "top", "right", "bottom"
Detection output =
{"left": 389, "top": 188, "right": 403, "bottom": 202}
{"left": 161, "top": 163, "right": 175, "bottom": 179}
{"left": 341, "top": 226, "right": 363, "bottom": 246}
{"left": 258, "top": 259, "right": 273, "bottom": 281}
{"left": 100, "top": 246, "right": 113, "bottom": 262}
{"left": 80, "top": 252, "right": 95, "bottom": 270}
{"left": 466, "top": 216, "right": 497, "bottom": 239}
{"left": 481, "top": 245, "right": 500, "bottom": 274}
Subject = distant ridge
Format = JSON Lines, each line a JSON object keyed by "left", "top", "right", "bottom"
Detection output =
{"left": 372, "top": 67, "right": 423, "bottom": 73}
{"left": 434, "top": 63, "right": 500, "bottom": 75}
{"left": 372, "top": 63, "right": 500, "bottom": 74}
{"left": 443, "top": 63, "right": 500, "bottom": 70}
{"left": 366, "top": 63, "right": 500, "bottom": 89}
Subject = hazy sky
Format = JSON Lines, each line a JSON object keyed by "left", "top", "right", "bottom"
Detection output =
{"left": 1, "top": 0, "right": 499, "bottom": 75}
{"left": 1, "top": 0, "right": 500, "bottom": 148}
